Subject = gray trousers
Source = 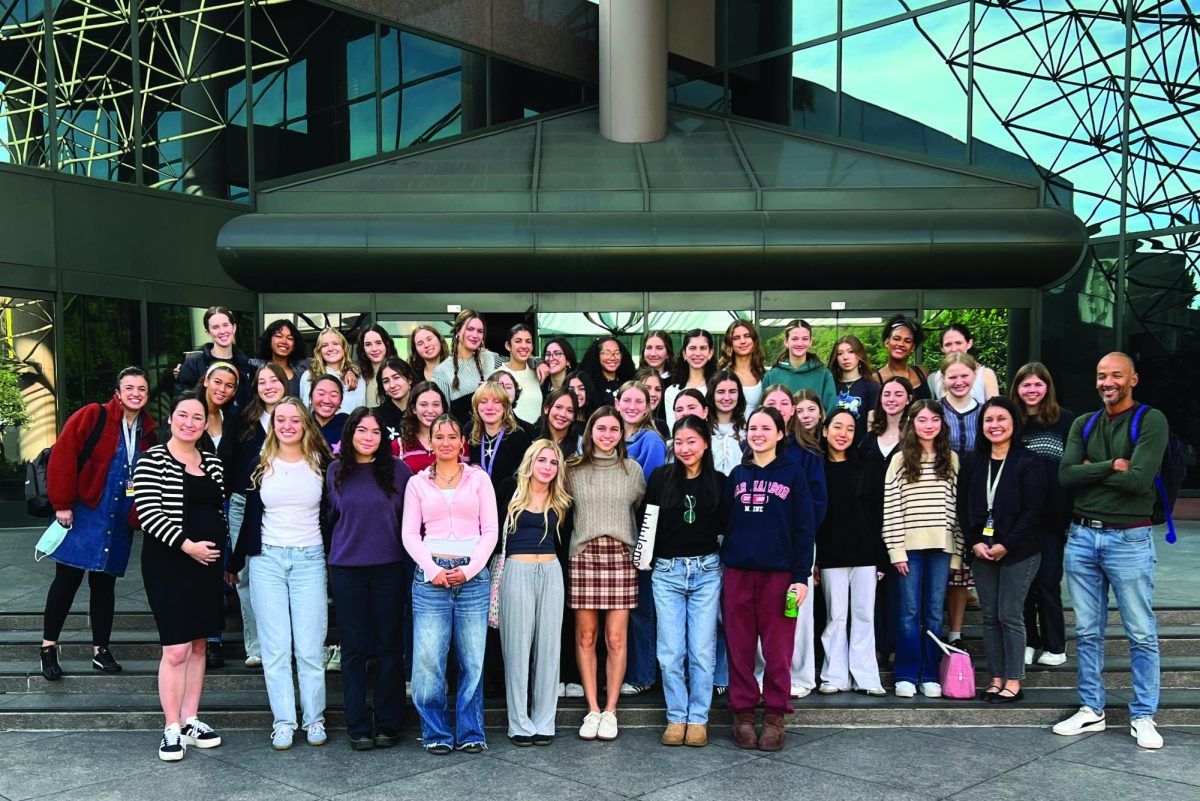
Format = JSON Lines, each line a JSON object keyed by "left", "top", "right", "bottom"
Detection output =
{"left": 498, "top": 559, "right": 564, "bottom": 737}
{"left": 973, "top": 553, "right": 1041, "bottom": 680}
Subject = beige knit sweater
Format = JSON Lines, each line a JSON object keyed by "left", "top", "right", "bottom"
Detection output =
{"left": 564, "top": 450, "right": 646, "bottom": 557}
{"left": 882, "top": 452, "right": 963, "bottom": 569}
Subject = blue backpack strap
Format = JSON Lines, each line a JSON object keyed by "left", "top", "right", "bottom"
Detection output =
{"left": 1130, "top": 403, "right": 1149, "bottom": 444}
{"left": 1081, "top": 410, "right": 1104, "bottom": 445}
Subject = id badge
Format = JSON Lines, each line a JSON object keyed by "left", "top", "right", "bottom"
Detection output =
{"left": 125, "top": 484, "right": 136, "bottom": 497}
{"left": 982, "top": 516, "right": 995, "bottom": 540}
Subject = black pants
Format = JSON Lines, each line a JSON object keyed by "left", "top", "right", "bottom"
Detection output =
{"left": 43, "top": 563, "right": 116, "bottom": 647}
{"left": 331, "top": 562, "right": 406, "bottom": 737}
{"left": 874, "top": 564, "right": 901, "bottom": 657}
{"left": 1024, "top": 533, "right": 1067, "bottom": 653}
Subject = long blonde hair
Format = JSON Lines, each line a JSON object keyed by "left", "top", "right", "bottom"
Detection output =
{"left": 504, "top": 439, "right": 572, "bottom": 543}
{"left": 251, "top": 397, "right": 333, "bottom": 488}
{"left": 310, "top": 327, "right": 356, "bottom": 378}
{"left": 469, "top": 380, "right": 521, "bottom": 445}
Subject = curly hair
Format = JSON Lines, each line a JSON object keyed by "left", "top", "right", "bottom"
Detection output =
{"left": 334, "top": 407, "right": 397, "bottom": 496}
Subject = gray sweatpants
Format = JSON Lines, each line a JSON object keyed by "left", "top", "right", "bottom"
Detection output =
{"left": 499, "top": 559, "right": 565, "bottom": 737}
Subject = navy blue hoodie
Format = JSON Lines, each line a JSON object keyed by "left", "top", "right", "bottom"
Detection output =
{"left": 721, "top": 449, "right": 817, "bottom": 583}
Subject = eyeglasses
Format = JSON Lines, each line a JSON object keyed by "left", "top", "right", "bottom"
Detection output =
{"left": 600, "top": 350, "right": 621, "bottom": 358}
{"left": 683, "top": 495, "right": 696, "bottom": 525}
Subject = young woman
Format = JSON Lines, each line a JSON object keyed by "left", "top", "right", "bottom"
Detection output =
{"left": 928, "top": 323, "right": 1000, "bottom": 402}
{"left": 309, "top": 375, "right": 351, "bottom": 450}
{"left": 566, "top": 369, "right": 599, "bottom": 424}
{"left": 356, "top": 324, "right": 399, "bottom": 408}
{"left": 230, "top": 398, "right": 333, "bottom": 750}
{"left": 133, "top": 392, "right": 226, "bottom": 761}
{"left": 1010, "top": 362, "right": 1075, "bottom": 667}
{"left": 41, "top": 367, "right": 157, "bottom": 681}
{"left": 402, "top": 414, "right": 498, "bottom": 754}
{"left": 175, "top": 306, "right": 253, "bottom": 407}
{"left": 469, "top": 381, "right": 533, "bottom": 488}
{"left": 500, "top": 324, "right": 544, "bottom": 425}
{"left": 940, "top": 352, "right": 983, "bottom": 647}
{"left": 719, "top": 319, "right": 766, "bottom": 413}
{"left": 959, "top": 397, "right": 1047, "bottom": 704}
{"left": 671, "top": 388, "right": 708, "bottom": 425}
{"left": 633, "top": 367, "right": 670, "bottom": 438}
{"left": 398, "top": 382, "right": 460, "bottom": 474}
{"left": 374, "top": 357, "right": 416, "bottom": 454}
{"left": 828, "top": 335, "right": 879, "bottom": 447}
{"left": 664, "top": 329, "right": 716, "bottom": 428}
{"left": 537, "top": 388, "right": 583, "bottom": 458}
{"left": 882, "top": 400, "right": 963, "bottom": 699}
{"left": 299, "top": 328, "right": 365, "bottom": 414}
{"left": 722, "top": 407, "right": 816, "bottom": 752}
{"left": 432, "top": 309, "right": 503, "bottom": 422}
{"left": 325, "top": 408, "right": 415, "bottom": 749}
{"left": 644, "top": 416, "right": 728, "bottom": 747}
{"left": 257, "top": 319, "right": 308, "bottom": 396}
{"left": 815, "top": 410, "right": 886, "bottom": 697}
{"left": 762, "top": 319, "right": 836, "bottom": 413}
{"left": 873, "top": 315, "right": 931, "bottom": 400}
{"left": 617, "top": 381, "right": 668, "bottom": 482}
{"left": 496, "top": 440, "right": 572, "bottom": 745}
{"left": 409, "top": 324, "right": 449, "bottom": 383}
{"left": 579, "top": 336, "right": 636, "bottom": 406}
{"left": 640, "top": 330, "right": 674, "bottom": 380}
{"left": 707, "top": 370, "right": 747, "bottom": 477}
{"left": 793, "top": 389, "right": 825, "bottom": 455}
{"left": 485, "top": 369, "right": 524, "bottom": 426}
{"left": 565, "top": 407, "right": 646, "bottom": 741}
{"left": 540, "top": 337, "right": 577, "bottom": 394}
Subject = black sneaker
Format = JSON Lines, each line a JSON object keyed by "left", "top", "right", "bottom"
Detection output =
{"left": 531, "top": 733, "right": 554, "bottom": 746}
{"left": 373, "top": 731, "right": 399, "bottom": 749}
{"left": 92, "top": 648, "right": 123, "bottom": 674}
{"left": 425, "top": 743, "right": 452, "bottom": 755}
{"left": 180, "top": 717, "right": 222, "bottom": 748}
{"left": 159, "top": 725, "right": 186, "bottom": 762}
{"left": 40, "top": 645, "right": 63, "bottom": 681}
{"left": 510, "top": 735, "right": 534, "bottom": 747}
{"left": 351, "top": 735, "right": 376, "bottom": 751}
{"left": 458, "top": 741, "right": 487, "bottom": 754}
{"left": 206, "top": 641, "right": 225, "bottom": 669}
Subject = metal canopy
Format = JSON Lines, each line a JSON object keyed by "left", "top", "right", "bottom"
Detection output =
{"left": 217, "top": 107, "right": 1087, "bottom": 292}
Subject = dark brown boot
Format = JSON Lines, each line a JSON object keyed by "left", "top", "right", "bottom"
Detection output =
{"left": 758, "top": 712, "right": 786, "bottom": 752}
{"left": 732, "top": 711, "right": 757, "bottom": 750}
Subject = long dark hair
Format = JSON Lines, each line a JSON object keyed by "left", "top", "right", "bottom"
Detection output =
{"left": 898, "top": 399, "right": 955, "bottom": 482}
{"left": 565, "top": 369, "right": 599, "bottom": 421}
{"left": 976, "top": 396, "right": 1023, "bottom": 449}
{"left": 570, "top": 405, "right": 630, "bottom": 471}
{"left": 718, "top": 318, "right": 766, "bottom": 380}
{"left": 540, "top": 336, "right": 578, "bottom": 392}
{"left": 868, "top": 375, "right": 915, "bottom": 436}
{"left": 335, "top": 408, "right": 397, "bottom": 496}
{"left": 239, "top": 363, "right": 290, "bottom": 442}
{"left": 1009, "top": 361, "right": 1063, "bottom": 427}
{"left": 707, "top": 369, "right": 746, "bottom": 432}
{"left": 376, "top": 357, "right": 416, "bottom": 407}
{"left": 355, "top": 324, "right": 399, "bottom": 381}
{"left": 449, "top": 309, "right": 486, "bottom": 391}
{"left": 258, "top": 319, "right": 307, "bottom": 367}
{"left": 670, "top": 329, "right": 717, "bottom": 388}
{"left": 408, "top": 324, "right": 449, "bottom": 377}
{"left": 580, "top": 336, "right": 635, "bottom": 386}
{"left": 537, "top": 387, "right": 581, "bottom": 448}
{"left": 641, "top": 330, "right": 675, "bottom": 371}
{"left": 742, "top": 407, "right": 789, "bottom": 463}
{"left": 401, "top": 381, "right": 449, "bottom": 450}
{"left": 659, "top": 415, "right": 722, "bottom": 510}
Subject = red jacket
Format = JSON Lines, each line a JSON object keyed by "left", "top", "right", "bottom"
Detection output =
{"left": 48, "top": 396, "right": 158, "bottom": 525}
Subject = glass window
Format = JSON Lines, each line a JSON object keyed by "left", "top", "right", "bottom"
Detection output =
{"left": 147, "top": 303, "right": 256, "bottom": 422}
{"left": 723, "top": 1, "right": 835, "bottom": 64}
{"left": 0, "top": 0, "right": 50, "bottom": 169}
{"left": 760, "top": 313, "right": 914, "bottom": 376}
{"left": 843, "top": 0, "right": 948, "bottom": 32}
{"left": 383, "top": 72, "right": 463, "bottom": 151}
{"left": 61, "top": 294, "right": 140, "bottom": 418}
{"left": 489, "top": 60, "right": 585, "bottom": 125}
{"left": 729, "top": 43, "right": 836, "bottom": 136}
{"left": 921, "top": 308, "right": 1013, "bottom": 393}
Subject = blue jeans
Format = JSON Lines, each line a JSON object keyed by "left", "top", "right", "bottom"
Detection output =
{"left": 412, "top": 558, "right": 490, "bottom": 748}
{"left": 1065, "top": 523, "right": 1159, "bottom": 719}
{"left": 248, "top": 544, "right": 328, "bottom": 730}
{"left": 895, "top": 549, "right": 952, "bottom": 684}
{"left": 652, "top": 554, "right": 721, "bottom": 724}
{"left": 626, "top": 568, "right": 658, "bottom": 685}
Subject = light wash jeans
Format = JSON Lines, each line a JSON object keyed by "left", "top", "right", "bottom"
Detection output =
{"left": 249, "top": 543, "right": 328, "bottom": 730}
{"left": 895, "top": 549, "right": 952, "bottom": 685}
{"left": 652, "top": 553, "right": 721, "bottom": 725}
{"left": 412, "top": 558, "right": 490, "bottom": 748}
{"left": 227, "top": 493, "right": 259, "bottom": 658}
{"left": 1065, "top": 523, "right": 1159, "bottom": 719}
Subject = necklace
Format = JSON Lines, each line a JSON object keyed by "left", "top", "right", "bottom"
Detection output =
{"left": 433, "top": 463, "right": 464, "bottom": 486}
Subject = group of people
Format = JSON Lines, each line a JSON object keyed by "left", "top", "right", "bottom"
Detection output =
{"left": 37, "top": 307, "right": 1170, "bottom": 760}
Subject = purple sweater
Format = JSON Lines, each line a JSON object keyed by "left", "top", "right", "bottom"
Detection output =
{"left": 324, "top": 458, "right": 414, "bottom": 567}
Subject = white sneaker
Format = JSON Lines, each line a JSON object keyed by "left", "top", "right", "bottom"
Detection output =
{"left": 894, "top": 681, "right": 916, "bottom": 698}
{"left": 597, "top": 710, "right": 618, "bottom": 740}
{"left": 1037, "top": 651, "right": 1067, "bottom": 666}
{"left": 306, "top": 721, "right": 327, "bottom": 746}
{"left": 244, "top": 655, "right": 263, "bottom": 668}
{"left": 817, "top": 682, "right": 841, "bottom": 695}
{"left": 565, "top": 683, "right": 585, "bottom": 698}
{"left": 790, "top": 685, "right": 812, "bottom": 698}
{"left": 1024, "top": 646, "right": 1036, "bottom": 666}
{"left": 1130, "top": 718, "right": 1163, "bottom": 749}
{"left": 558, "top": 682, "right": 567, "bottom": 698}
{"left": 271, "top": 726, "right": 295, "bottom": 750}
{"left": 920, "top": 682, "right": 943, "bottom": 698}
{"left": 1053, "top": 706, "right": 1106, "bottom": 736}
{"left": 579, "top": 711, "right": 601, "bottom": 740}
{"left": 863, "top": 687, "right": 887, "bottom": 697}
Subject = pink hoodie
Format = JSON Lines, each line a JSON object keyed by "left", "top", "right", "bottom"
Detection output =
{"left": 401, "top": 463, "right": 499, "bottom": 581}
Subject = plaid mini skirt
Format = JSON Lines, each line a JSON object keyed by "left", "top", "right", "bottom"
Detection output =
{"left": 569, "top": 536, "right": 638, "bottom": 610}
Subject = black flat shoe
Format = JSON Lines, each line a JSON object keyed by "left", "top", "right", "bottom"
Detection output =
{"left": 350, "top": 735, "right": 375, "bottom": 751}
{"left": 531, "top": 734, "right": 554, "bottom": 746}
{"left": 988, "top": 688, "right": 1025, "bottom": 704}
{"left": 978, "top": 684, "right": 1002, "bottom": 701}
{"left": 425, "top": 743, "right": 452, "bottom": 755}
{"left": 510, "top": 735, "right": 534, "bottom": 747}
{"left": 40, "top": 645, "right": 63, "bottom": 681}
{"left": 373, "top": 731, "right": 399, "bottom": 749}
{"left": 92, "top": 647, "right": 122, "bottom": 674}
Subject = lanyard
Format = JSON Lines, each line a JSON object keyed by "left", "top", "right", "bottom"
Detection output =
{"left": 985, "top": 456, "right": 1007, "bottom": 517}
{"left": 481, "top": 429, "right": 503, "bottom": 476}
{"left": 122, "top": 416, "right": 139, "bottom": 469}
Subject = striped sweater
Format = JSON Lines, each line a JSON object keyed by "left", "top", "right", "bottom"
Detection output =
{"left": 133, "top": 444, "right": 226, "bottom": 549}
{"left": 881, "top": 452, "right": 962, "bottom": 568}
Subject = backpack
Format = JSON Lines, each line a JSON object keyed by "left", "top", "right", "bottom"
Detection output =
{"left": 24, "top": 405, "right": 108, "bottom": 518}
{"left": 1081, "top": 403, "right": 1187, "bottom": 543}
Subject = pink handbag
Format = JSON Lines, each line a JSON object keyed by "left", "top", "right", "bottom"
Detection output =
{"left": 926, "top": 630, "right": 975, "bottom": 699}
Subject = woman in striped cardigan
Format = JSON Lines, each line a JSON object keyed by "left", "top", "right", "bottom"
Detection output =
{"left": 881, "top": 399, "right": 962, "bottom": 701}
{"left": 132, "top": 392, "right": 227, "bottom": 761}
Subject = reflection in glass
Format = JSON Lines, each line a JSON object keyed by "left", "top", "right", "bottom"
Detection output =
{"left": 0, "top": 294, "right": 56, "bottom": 464}
{"left": 0, "top": 1, "right": 49, "bottom": 168}
{"left": 61, "top": 295, "right": 140, "bottom": 418}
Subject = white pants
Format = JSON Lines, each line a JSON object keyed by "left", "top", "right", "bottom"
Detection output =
{"left": 820, "top": 566, "right": 882, "bottom": 691}
{"left": 754, "top": 575, "right": 814, "bottom": 689}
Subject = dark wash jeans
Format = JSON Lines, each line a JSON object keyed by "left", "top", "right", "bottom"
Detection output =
{"left": 331, "top": 561, "right": 406, "bottom": 737}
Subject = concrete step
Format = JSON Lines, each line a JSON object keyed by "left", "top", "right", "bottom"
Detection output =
{"left": 961, "top": 607, "right": 1200, "bottom": 627}
{"left": 954, "top": 624, "right": 1200, "bottom": 657}
{"left": 2, "top": 689, "right": 1197, "bottom": 730}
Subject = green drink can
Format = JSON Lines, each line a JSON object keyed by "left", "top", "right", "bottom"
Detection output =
{"left": 784, "top": 588, "right": 799, "bottom": 618}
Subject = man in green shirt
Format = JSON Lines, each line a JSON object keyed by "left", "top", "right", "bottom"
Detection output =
{"left": 1052, "top": 353, "right": 1167, "bottom": 749}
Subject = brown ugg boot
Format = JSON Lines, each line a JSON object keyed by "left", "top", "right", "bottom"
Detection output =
{"left": 684, "top": 724, "right": 708, "bottom": 747}
{"left": 758, "top": 712, "right": 786, "bottom": 752}
{"left": 661, "top": 722, "right": 686, "bottom": 746}
{"left": 733, "top": 711, "right": 757, "bottom": 749}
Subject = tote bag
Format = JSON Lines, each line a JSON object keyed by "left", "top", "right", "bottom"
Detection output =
{"left": 926, "top": 630, "right": 976, "bottom": 699}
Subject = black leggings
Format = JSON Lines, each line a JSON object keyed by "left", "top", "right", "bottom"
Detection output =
{"left": 43, "top": 563, "right": 117, "bottom": 648}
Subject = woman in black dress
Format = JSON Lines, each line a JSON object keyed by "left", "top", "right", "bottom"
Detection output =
{"left": 133, "top": 391, "right": 226, "bottom": 762}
